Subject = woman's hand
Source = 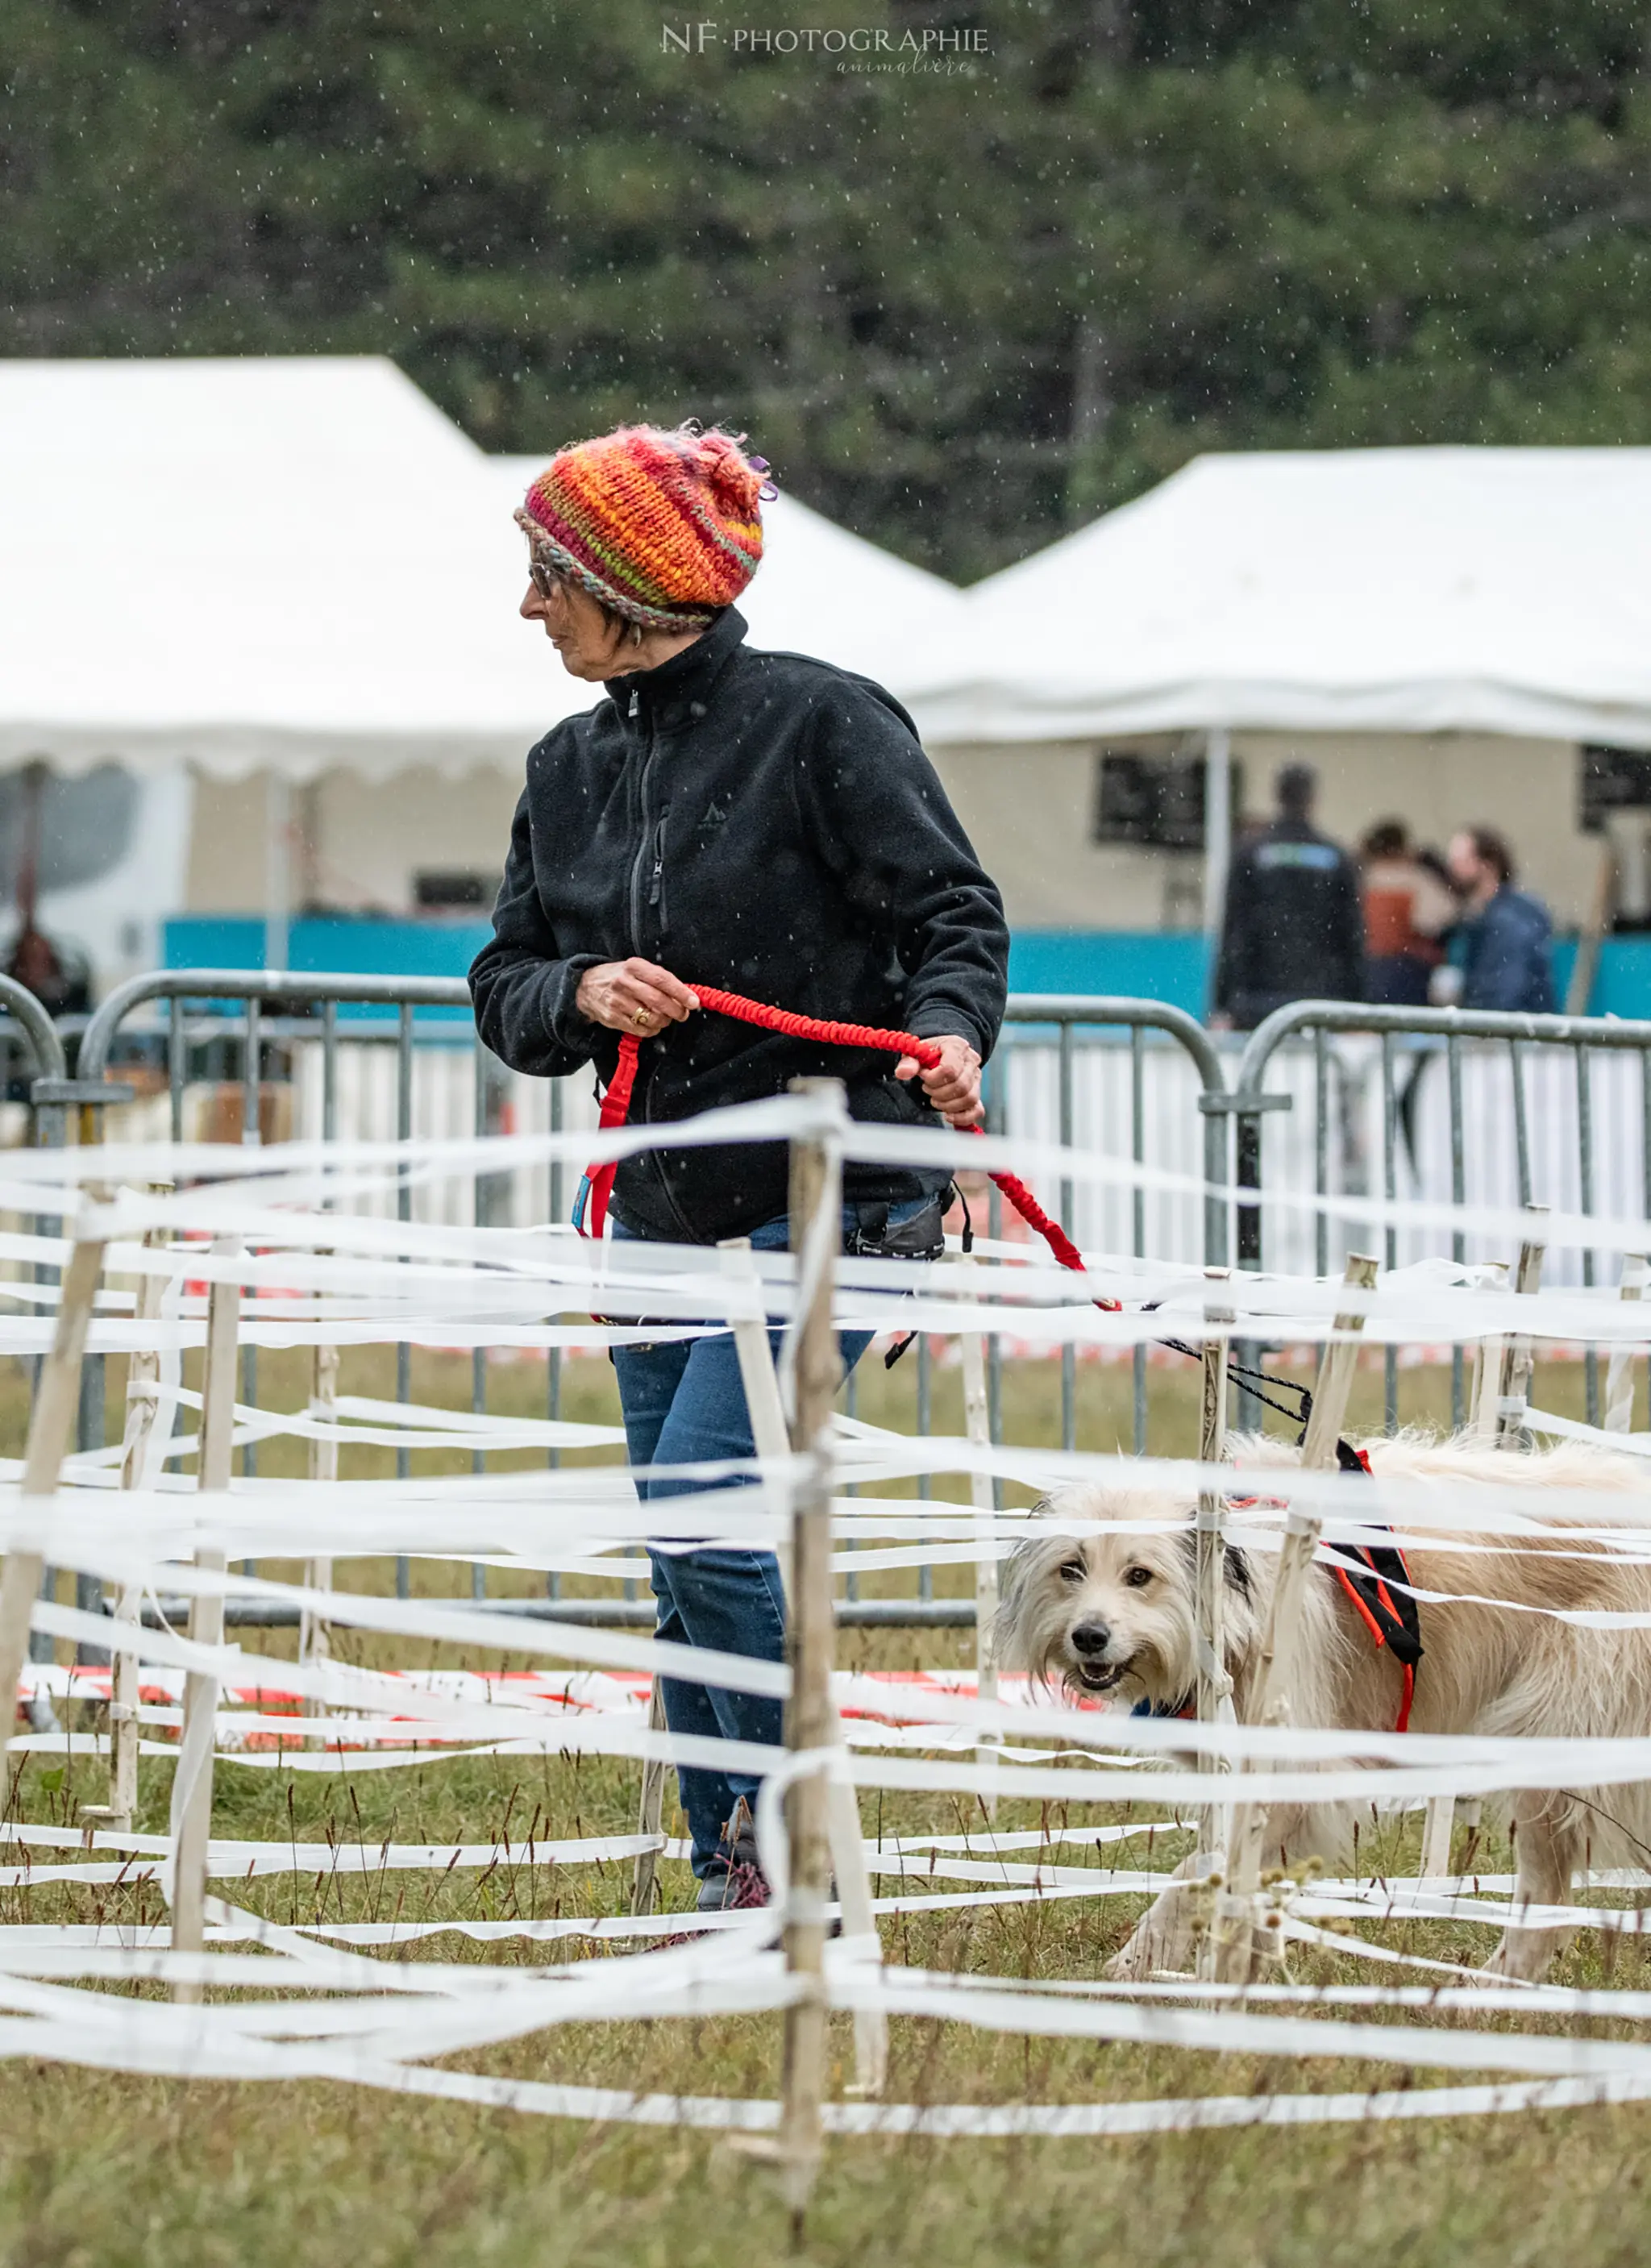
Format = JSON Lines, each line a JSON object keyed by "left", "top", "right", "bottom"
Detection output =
{"left": 576, "top": 959, "right": 700, "bottom": 1037}
{"left": 894, "top": 1033, "right": 983, "bottom": 1128}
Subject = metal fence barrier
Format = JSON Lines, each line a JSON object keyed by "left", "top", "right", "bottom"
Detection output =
{"left": 839, "top": 993, "right": 1227, "bottom": 1610}
{"left": 64, "top": 974, "right": 1231, "bottom": 1629}
{"left": 1234, "top": 999, "right": 1651, "bottom": 1433}
{"left": 0, "top": 977, "right": 77, "bottom": 1673}
{"left": 79, "top": 969, "right": 550, "bottom": 1610}
{"left": 0, "top": 973, "right": 69, "bottom": 1125}
{"left": 52, "top": 973, "right": 1651, "bottom": 1632}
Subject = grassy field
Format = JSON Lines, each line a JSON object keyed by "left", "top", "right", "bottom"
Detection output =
{"left": 5, "top": 1346, "right": 1651, "bottom": 2268}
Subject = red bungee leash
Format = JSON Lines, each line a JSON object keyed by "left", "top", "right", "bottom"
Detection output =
{"left": 574, "top": 984, "right": 1419, "bottom": 1726}
{"left": 572, "top": 982, "right": 1105, "bottom": 1296}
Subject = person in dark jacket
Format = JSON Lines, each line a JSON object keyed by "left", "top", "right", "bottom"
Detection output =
{"left": 1212, "top": 762, "right": 1364, "bottom": 1030}
{"left": 469, "top": 422, "right": 1008, "bottom": 1909}
{"left": 1439, "top": 826, "right": 1556, "bottom": 1013}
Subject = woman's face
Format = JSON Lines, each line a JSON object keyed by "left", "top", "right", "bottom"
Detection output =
{"left": 520, "top": 567, "right": 630, "bottom": 680}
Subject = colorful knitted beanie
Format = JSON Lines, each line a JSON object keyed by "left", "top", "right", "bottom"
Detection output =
{"left": 515, "top": 423, "right": 769, "bottom": 630}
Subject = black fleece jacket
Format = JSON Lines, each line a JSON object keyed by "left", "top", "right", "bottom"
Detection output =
{"left": 468, "top": 605, "right": 1008, "bottom": 1244}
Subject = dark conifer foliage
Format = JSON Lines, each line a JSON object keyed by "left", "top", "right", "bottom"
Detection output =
{"left": 4, "top": 0, "right": 1648, "bottom": 578}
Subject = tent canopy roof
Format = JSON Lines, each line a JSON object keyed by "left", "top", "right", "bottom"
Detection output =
{"left": 0, "top": 359, "right": 962, "bottom": 780}
{"left": 911, "top": 447, "right": 1651, "bottom": 751}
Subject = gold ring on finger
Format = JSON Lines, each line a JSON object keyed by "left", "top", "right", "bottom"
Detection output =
{"left": 634, "top": 1009, "right": 650, "bottom": 1030}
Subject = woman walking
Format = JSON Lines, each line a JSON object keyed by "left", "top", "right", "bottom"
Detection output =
{"left": 470, "top": 423, "right": 1008, "bottom": 1908}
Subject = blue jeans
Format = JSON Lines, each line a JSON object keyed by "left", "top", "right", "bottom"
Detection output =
{"left": 612, "top": 1202, "right": 919, "bottom": 1877}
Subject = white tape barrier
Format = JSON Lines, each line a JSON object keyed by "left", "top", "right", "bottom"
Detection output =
{"left": 3, "top": 1109, "right": 1651, "bottom": 2141}
{"left": 0, "top": 1260, "right": 1635, "bottom": 1363}
{"left": 6, "top": 1928, "right": 1651, "bottom": 2142}
{"left": 28, "top": 1534, "right": 1651, "bottom": 1807}
{"left": 0, "top": 1084, "right": 1648, "bottom": 1268}
{"left": 3, "top": 1101, "right": 1651, "bottom": 1320}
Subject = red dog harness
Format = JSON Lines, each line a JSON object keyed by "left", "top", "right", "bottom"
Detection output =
{"left": 1225, "top": 1441, "right": 1421, "bottom": 1733}
{"left": 573, "top": 983, "right": 1108, "bottom": 1297}
{"left": 1325, "top": 1440, "right": 1422, "bottom": 1733}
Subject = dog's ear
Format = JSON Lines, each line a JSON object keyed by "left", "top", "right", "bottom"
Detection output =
{"left": 992, "top": 1542, "right": 1032, "bottom": 1671}
{"left": 1177, "top": 1529, "right": 1253, "bottom": 1596}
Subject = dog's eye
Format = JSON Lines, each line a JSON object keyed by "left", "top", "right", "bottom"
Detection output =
{"left": 1058, "top": 1558, "right": 1086, "bottom": 1584}
{"left": 1124, "top": 1565, "right": 1154, "bottom": 1589}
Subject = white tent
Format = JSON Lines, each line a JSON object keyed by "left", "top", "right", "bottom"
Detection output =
{"left": 0, "top": 358, "right": 964, "bottom": 784}
{"left": 911, "top": 447, "right": 1651, "bottom": 751}
{"left": 0, "top": 357, "right": 531, "bottom": 780}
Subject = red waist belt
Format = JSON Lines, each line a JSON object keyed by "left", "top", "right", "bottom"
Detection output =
{"left": 572, "top": 983, "right": 1109, "bottom": 1299}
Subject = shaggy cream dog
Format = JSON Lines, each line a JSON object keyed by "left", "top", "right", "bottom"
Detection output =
{"left": 995, "top": 1432, "right": 1651, "bottom": 1982}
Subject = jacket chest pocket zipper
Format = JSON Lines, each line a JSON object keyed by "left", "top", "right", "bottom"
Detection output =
{"left": 648, "top": 817, "right": 667, "bottom": 932}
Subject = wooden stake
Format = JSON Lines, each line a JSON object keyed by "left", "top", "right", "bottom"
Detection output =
{"left": 777, "top": 1080, "right": 844, "bottom": 2226}
{"left": 716, "top": 1234, "right": 885, "bottom": 2095}
{"left": 959, "top": 1258, "right": 1000, "bottom": 1816}
{"left": 826, "top": 1769, "right": 887, "bottom": 2099}
{"left": 1421, "top": 1208, "right": 1549, "bottom": 1874}
{"left": 1606, "top": 1254, "right": 1648, "bottom": 1435}
{"left": 1192, "top": 1268, "right": 1234, "bottom": 1932}
{"left": 1492, "top": 1205, "right": 1548, "bottom": 1450}
{"left": 1215, "top": 1254, "right": 1379, "bottom": 1983}
{"left": 720, "top": 1236, "right": 794, "bottom": 1602}
{"left": 1468, "top": 1261, "right": 1510, "bottom": 1440}
{"left": 86, "top": 1206, "right": 171, "bottom": 1834}
{"left": 0, "top": 1223, "right": 108, "bottom": 1780}
{"left": 300, "top": 1332, "right": 339, "bottom": 1723}
{"left": 1194, "top": 1269, "right": 1233, "bottom": 1733}
{"left": 1420, "top": 1792, "right": 1457, "bottom": 1880}
{"left": 629, "top": 1680, "right": 668, "bottom": 1919}
{"left": 170, "top": 1238, "right": 240, "bottom": 2000}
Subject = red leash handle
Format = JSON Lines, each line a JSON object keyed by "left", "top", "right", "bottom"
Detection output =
{"left": 692, "top": 986, "right": 942, "bottom": 1066}
{"left": 575, "top": 1030, "right": 642, "bottom": 1239}
{"left": 576, "top": 983, "right": 1108, "bottom": 1296}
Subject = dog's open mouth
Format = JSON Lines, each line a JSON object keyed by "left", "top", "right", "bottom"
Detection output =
{"left": 1070, "top": 1661, "right": 1129, "bottom": 1694}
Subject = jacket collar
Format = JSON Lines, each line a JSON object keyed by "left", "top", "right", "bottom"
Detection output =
{"left": 604, "top": 605, "right": 748, "bottom": 732}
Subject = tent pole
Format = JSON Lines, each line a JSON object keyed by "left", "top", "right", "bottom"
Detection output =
{"left": 1202, "top": 727, "right": 1232, "bottom": 1003}
{"left": 264, "top": 773, "right": 290, "bottom": 974}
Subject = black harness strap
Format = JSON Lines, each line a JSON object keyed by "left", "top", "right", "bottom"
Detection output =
{"left": 1329, "top": 1442, "right": 1424, "bottom": 1665}
{"left": 1154, "top": 1335, "right": 1315, "bottom": 1431}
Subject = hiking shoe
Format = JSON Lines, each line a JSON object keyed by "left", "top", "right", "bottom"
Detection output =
{"left": 694, "top": 1801, "right": 771, "bottom": 1912}
{"left": 695, "top": 1854, "right": 771, "bottom": 1912}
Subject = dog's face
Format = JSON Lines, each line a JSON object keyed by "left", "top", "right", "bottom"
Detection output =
{"left": 995, "top": 1484, "right": 1256, "bottom": 1710}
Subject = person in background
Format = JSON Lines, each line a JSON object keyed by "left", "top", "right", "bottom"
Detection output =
{"left": 1360, "top": 820, "right": 1457, "bottom": 1007}
{"left": 1212, "top": 762, "right": 1364, "bottom": 1030}
{"left": 1435, "top": 827, "right": 1557, "bottom": 1013}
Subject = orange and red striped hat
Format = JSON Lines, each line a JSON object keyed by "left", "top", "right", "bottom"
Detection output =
{"left": 515, "top": 422, "right": 769, "bottom": 630}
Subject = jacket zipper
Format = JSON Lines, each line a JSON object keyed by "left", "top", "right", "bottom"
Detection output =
{"left": 626, "top": 685, "right": 657, "bottom": 955}
{"left": 647, "top": 817, "right": 667, "bottom": 933}
{"left": 620, "top": 686, "right": 697, "bottom": 1242}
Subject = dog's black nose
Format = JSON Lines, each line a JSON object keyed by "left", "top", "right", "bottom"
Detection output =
{"left": 1070, "top": 1620, "right": 1112, "bottom": 1657}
